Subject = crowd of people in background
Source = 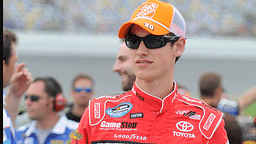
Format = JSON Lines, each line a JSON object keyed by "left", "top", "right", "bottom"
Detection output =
{"left": 3, "top": 0, "right": 256, "bottom": 36}
{"left": 3, "top": 0, "right": 256, "bottom": 143}
{"left": 3, "top": 28, "right": 256, "bottom": 143}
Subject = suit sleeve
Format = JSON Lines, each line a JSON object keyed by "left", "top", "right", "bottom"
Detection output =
{"left": 71, "top": 108, "right": 90, "bottom": 144}
{"left": 208, "top": 118, "right": 229, "bottom": 144}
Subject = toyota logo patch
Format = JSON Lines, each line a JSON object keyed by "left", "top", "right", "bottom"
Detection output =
{"left": 176, "top": 121, "right": 194, "bottom": 132}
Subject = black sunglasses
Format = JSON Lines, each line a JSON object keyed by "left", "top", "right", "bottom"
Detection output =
{"left": 25, "top": 95, "right": 41, "bottom": 102}
{"left": 125, "top": 34, "right": 181, "bottom": 49}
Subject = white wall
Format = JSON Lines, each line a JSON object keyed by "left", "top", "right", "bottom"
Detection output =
{"left": 16, "top": 32, "right": 256, "bottom": 60}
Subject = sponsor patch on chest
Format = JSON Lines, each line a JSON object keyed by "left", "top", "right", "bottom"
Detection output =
{"left": 100, "top": 121, "right": 138, "bottom": 131}
{"left": 173, "top": 121, "right": 196, "bottom": 138}
{"left": 130, "top": 113, "right": 143, "bottom": 119}
{"left": 114, "top": 134, "right": 147, "bottom": 141}
{"left": 203, "top": 113, "right": 216, "bottom": 130}
{"left": 175, "top": 110, "right": 201, "bottom": 120}
{"left": 106, "top": 102, "right": 133, "bottom": 118}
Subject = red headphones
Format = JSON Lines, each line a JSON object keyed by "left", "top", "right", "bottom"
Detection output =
{"left": 54, "top": 93, "right": 67, "bottom": 112}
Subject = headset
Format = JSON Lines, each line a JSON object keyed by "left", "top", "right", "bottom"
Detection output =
{"left": 45, "top": 77, "right": 67, "bottom": 112}
{"left": 54, "top": 92, "right": 67, "bottom": 112}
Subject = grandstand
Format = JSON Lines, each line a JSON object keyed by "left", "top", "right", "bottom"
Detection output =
{"left": 3, "top": 0, "right": 256, "bottom": 37}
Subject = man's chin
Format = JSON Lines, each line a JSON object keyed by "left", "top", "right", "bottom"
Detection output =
{"left": 122, "top": 84, "right": 132, "bottom": 92}
{"left": 28, "top": 115, "right": 38, "bottom": 121}
{"left": 78, "top": 103, "right": 89, "bottom": 108}
{"left": 29, "top": 117, "right": 36, "bottom": 121}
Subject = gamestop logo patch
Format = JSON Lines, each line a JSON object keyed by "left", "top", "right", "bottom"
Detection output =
{"left": 100, "top": 121, "right": 138, "bottom": 131}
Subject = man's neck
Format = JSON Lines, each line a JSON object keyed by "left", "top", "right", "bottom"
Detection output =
{"left": 72, "top": 104, "right": 88, "bottom": 117}
{"left": 36, "top": 113, "right": 60, "bottom": 130}
{"left": 136, "top": 76, "right": 174, "bottom": 99}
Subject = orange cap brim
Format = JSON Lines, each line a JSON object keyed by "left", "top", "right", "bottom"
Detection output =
{"left": 118, "top": 18, "right": 170, "bottom": 39}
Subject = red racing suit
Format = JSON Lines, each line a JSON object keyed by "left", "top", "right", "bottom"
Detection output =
{"left": 71, "top": 82, "right": 229, "bottom": 144}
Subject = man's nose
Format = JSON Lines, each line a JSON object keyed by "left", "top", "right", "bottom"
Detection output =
{"left": 113, "top": 62, "right": 121, "bottom": 72}
{"left": 136, "top": 41, "right": 149, "bottom": 57}
{"left": 25, "top": 98, "right": 31, "bottom": 106}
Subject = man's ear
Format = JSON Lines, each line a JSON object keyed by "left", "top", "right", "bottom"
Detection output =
{"left": 174, "top": 37, "right": 186, "bottom": 57}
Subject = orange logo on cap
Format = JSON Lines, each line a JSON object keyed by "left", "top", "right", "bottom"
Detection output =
{"left": 136, "top": 3, "right": 158, "bottom": 18}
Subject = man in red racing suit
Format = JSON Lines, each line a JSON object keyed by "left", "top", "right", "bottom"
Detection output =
{"left": 71, "top": 0, "right": 229, "bottom": 143}
{"left": 71, "top": 82, "right": 229, "bottom": 144}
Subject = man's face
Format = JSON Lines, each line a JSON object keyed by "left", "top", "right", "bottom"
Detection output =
{"left": 3, "top": 43, "right": 18, "bottom": 88}
{"left": 129, "top": 25, "right": 183, "bottom": 81}
{"left": 25, "top": 81, "right": 53, "bottom": 121}
{"left": 71, "top": 78, "right": 93, "bottom": 107}
{"left": 113, "top": 42, "right": 136, "bottom": 91}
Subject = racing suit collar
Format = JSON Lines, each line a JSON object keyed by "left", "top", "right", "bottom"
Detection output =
{"left": 132, "top": 81, "right": 178, "bottom": 113}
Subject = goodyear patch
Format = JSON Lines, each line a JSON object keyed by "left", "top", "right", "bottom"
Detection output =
{"left": 106, "top": 102, "right": 133, "bottom": 118}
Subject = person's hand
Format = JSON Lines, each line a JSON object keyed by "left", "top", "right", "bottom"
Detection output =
{"left": 8, "top": 63, "right": 33, "bottom": 98}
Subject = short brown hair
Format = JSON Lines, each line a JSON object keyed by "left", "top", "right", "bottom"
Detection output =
{"left": 72, "top": 73, "right": 94, "bottom": 90}
{"left": 199, "top": 72, "right": 222, "bottom": 97}
{"left": 33, "top": 77, "right": 63, "bottom": 111}
{"left": 33, "top": 77, "right": 62, "bottom": 98}
{"left": 3, "top": 29, "right": 18, "bottom": 65}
